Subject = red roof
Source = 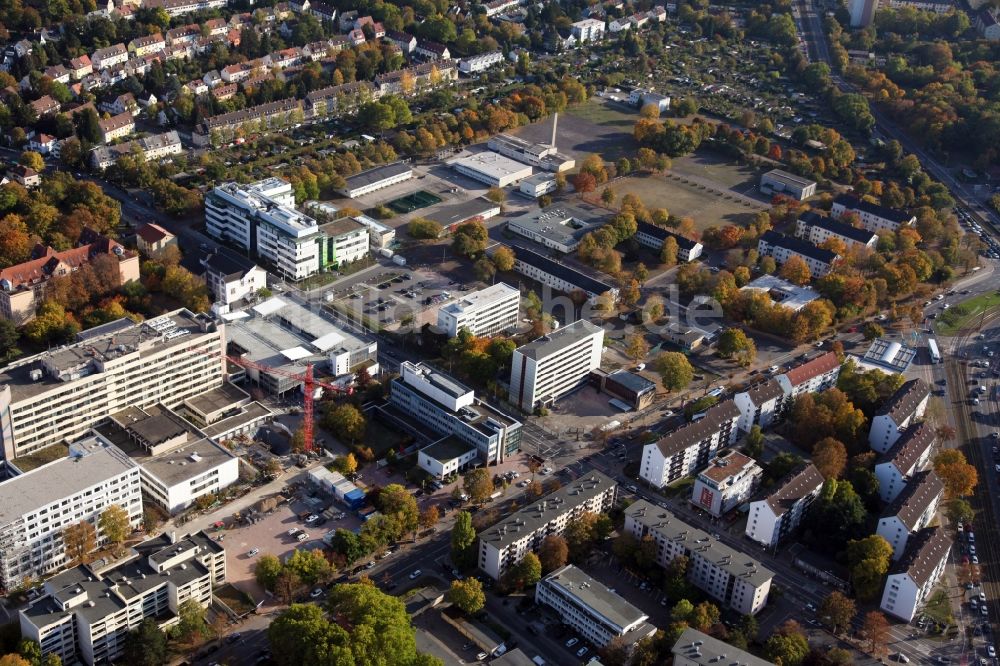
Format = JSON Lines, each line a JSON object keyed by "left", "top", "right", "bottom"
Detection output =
{"left": 0, "top": 234, "right": 128, "bottom": 290}
{"left": 135, "top": 223, "right": 173, "bottom": 244}
{"left": 783, "top": 351, "right": 839, "bottom": 387}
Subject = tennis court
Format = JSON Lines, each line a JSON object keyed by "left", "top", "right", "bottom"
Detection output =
{"left": 387, "top": 190, "right": 442, "bottom": 213}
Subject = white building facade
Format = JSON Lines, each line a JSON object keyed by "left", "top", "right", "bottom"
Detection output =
{"left": 745, "top": 464, "right": 824, "bottom": 548}
{"left": 509, "top": 320, "right": 604, "bottom": 412}
{"left": 873, "top": 422, "right": 935, "bottom": 504}
{"left": 733, "top": 379, "right": 786, "bottom": 434}
{"left": 880, "top": 527, "right": 951, "bottom": 622}
{"left": 640, "top": 400, "right": 740, "bottom": 489}
{"left": 437, "top": 283, "right": 520, "bottom": 338}
{"left": 876, "top": 470, "right": 944, "bottom": 561}
{"left": 869, "top": 379, "right": 930, "bottom": 453}
{"left": 690, "top": 451, "right": 763, "bottom": 518}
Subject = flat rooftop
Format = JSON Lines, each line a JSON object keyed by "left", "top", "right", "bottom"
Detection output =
{"left": 859, "top": 337, "right": 917, "bottom": 373}
{"left": 318, "top": 216, "right": 366, "bottom": 238}
{"left": 512, "top": 245, "right": 616, "bottom": 296}
{"left": 185, "top": 382, "right": 251, "bottom": 417}
{"left": 404, "top": 361, "right": 473, "bottom": 400}
{"left": 0, "top": 310, "right": 215, "bottom": 402}
{"left": 342, "top": 161, "right": 412, "bottom": 189}
{"left": 626, "top": 500, "right": 774, "bottom": 588}
{"left": 0, "top": 435, "right": 137, "bottom": 525}
{"left": 541, "top": 564, "right": 648, "bottom": 632}
{"left": 199, "top": 401, "right": 274, "bottom": 440}
{"left": 514, "top": 319, "right": 603, "bottom": 361}
{"left": 763, "top": 168, "right": 816, "bottom": 188}
{"left": 741, "top": 275, "right": 820, "bottom": 311}
{"left": 439, "top": 282, "right": 519, "bottom": 317}
{"left": 421, "top": 435, "right": 476, "bottom": 463}
{"left": 673, "top": 628, "right": 775, "bottom": 666}
{"left": 504, "top": 202, "right": 609, "bottom": 248}
{"left": 451, "top": 151, "right": 533, "bottom": 179}
{"left": 479, "top": 471, "right": 615, "bottom": 550}
{"left": 95, "top": 405, "right": 236, "bottom": 486}
{"left": 426, "top": 197, "right": 500, "bottom": 228}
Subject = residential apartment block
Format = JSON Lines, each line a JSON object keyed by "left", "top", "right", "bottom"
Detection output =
{"left": 776, "top": 352, "right": 841, "bottom": 398}
{"left": 21, "top": 531, "right": 225, "bottom": 666}
{"left": 535, "top": 565, "right": 657, "bottom": 649}
{"left": 639, "top": 400, "right": 740, "bottom": 489}
{"left": 832, "top": 193, "right": 916, "bottom": 234}
{"left": 796, "top": 211, "right": 879, "bottom": 250}
{"left": 0, "top": 436, "right": 142, "bottom": 590}
{"left": 90, "top": 130, "right": 183, "bottom": 170}
{"left": 458, "top": 51, "right": 504, "bottom": 74}
{"left": 571, "top": 18, "right": 606, "bottom": 42}
{"left": 880, "top": 526, "right": 951, "bottom": 621}
{"left": 0, "top": 231, "right": 140, "bottom": 324}
{"left": 389, "top": 361, "right": 521, "bottom": 474}
{"left": 874, "top": 422, "right": 935, "bottom": 504}
{"left": 0, "top": 310, "right": 224, "bottom": 460}
{"left": 437, "top": 283, "right": 520, "bottom": 338}
{"left": 745, "top": 464, "right": 824, "bottom": 548}
{"left": 509, "top": 319, "right": 604, "bottom": 412}
{"left": 757, "top": 231, "right": 839, "bottom": 278}
{"left": 634, "top": 222, "right": 704, "bottom": 262}
{"left": 625, "top": 501, "right": 773, "bottom": 615}
{"left": 733, "top": 379, "right": 786, "bottom": 434}
{"left": 478, "top": 472, "right": 616, "bottom": 580}
{"left": 876, "top": 470, "right": 944, "bottom": 561}
{"left": 869, "top": 378, "right": 930, "bottom": 453}
{"left": 690, "top": 451, "right": 763, "bottom": 518}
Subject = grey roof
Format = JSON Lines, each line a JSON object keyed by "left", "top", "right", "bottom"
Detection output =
{"left": 834, "top": 193, "right": 914, "bottom": 224}
{"left": 0, "top": 435, "right": 137, "bottom": 525}
{"left": 540, "top": 564, "right": 649, "bottom": 633}
{"left": 881, "top": 470, "right": 944, "bottom": 531}
{"left": 426, "top": 196, "right": 500, "bottom": 228}
{"left": 673, "top": 628, "right": 775, "bottom": 666}
{"left": 635, "top": 221, "right": 700, "bottom": 251}
{"left": 514, "top": 319, "right": 604, "bottom": 361}
{"left": 184, "top": 382, "right": 250, "bottom": 417}
{"left": 318, "top": 216, "right": 365, "bottom": 238}
{"left": 605, "top": 369, "right": 657, "bottom": 395}
{"left": 761, "top": 464, "right": 824, "bottom": 516}
{"left": 876, "top": 378, "right": 930, "bottom": 423}
{"left": 512, "top": 245, "right": 616, "bottom": 297}
{"left": 626, "top": 500, "right": 774, "bottom": 588}
{"left": 890, "top": 526, "right": 951, "bottom": 587}
{"left": 861, "top": 338, "right": 918, "bottom": 373}
{"left": 800, "top": 211, "right": 878, "bottom": 244}
{"left": 652, "top": 399, "right": 740, "bottom": 459}
{"left": 342, "top": 162, "right": 411, "bottom": 190}
{"left": 760, "top": 230, "right": 839, "bottom": 265}
{"left": 402, "top": 361, "right": 472, "bottom": 400}
{"left": 763, "top": 168, "right": 816, "bottom": 189}
{"left": 879, "top": 422, "right": 935, "bottom": 474}
{"left": 420, "top": 435, "right": 476, "bottom": 463}
{"left": 504, "top": 202, "right": 609, "bottom": 248}
{"left": 479, "top": 471, "right": 616, "bottom": 550}
{"left": 203, "top": 248, "right": 259, "bottom": 280}
{"left": 740, "top": 379, "right": 785, "bottom": 406}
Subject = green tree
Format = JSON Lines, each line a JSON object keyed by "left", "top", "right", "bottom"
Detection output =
{"left": 175, "top": 598, "right": 207, "bottom": 643}
{"left": 819, "top": 590, "right": 856, "bottom": 634}
{"left": 122, "top": 619, "right": 168, "bottom": 666}
{"left": 18, "top": 151, "right": 44, "bottom": 172}
{"left": 98, "top": 505, "right": 130, "bottom": 555}
{"left": 321, "top": 403, "right": 366, "bottom": 444}
{"left": 286, "top": 549, "right": 334, "bottom": 587}
{"left": 653, "top": 352, "right": 694, "bottom": 392}
{"left": 447, "top": 578, "right": 485, "bottom": 614}
{"left": 463, "top": 468, "right": 494, "bottom": 504}
{"left": 492, "top": 246, "right": 515, "bottom": 272}
{"left": 717, "top": 328, "right": 756, "bottom": 366}
{"left": 452, "top": 220, "right": 489, "bottom": 258}
{"left": 376, "top": 484, "right": 419, "bottom": 538}
{"left": 408, "top": 217, "right": 442, "bottom": 239}
{"left": 691, "top": 602, "right": 721, "bottom": 632}
{"left": 846, "top": 535, "right": 893, "bottom": 602}
{"left": 330, "top": 453, "right": 358, "bottom": 476}
{"left": 255, "top": 554, "right": 284, "bottom": 591}
{"left": 0, "top": 319, "right": 19, "bottom": 360}
{"left": 764, "top": 621, "right": 809, "bottom": 666}
{"left": 510, "top": 552, "right": 542, "bottom": 589}
{"left": 625, "top": 333, "right": 649, "bottom": 363}
{"left": 946, "top": 499, "right": 974, "bottom": 525}
{"left": 451, "top": 511, "right": 477, "bottom": 568}
{"left": 745, "top": 425, "right": 764, "bottom": 459}
{"left": 671, "top": 599, "right": 694, "bottom": 623}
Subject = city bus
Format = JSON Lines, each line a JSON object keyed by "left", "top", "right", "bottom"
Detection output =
{"left": 928, "top": 338, "right": 941, "bottom": 364}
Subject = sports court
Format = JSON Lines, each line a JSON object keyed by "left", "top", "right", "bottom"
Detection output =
{"left": 386, "top": 190, "right": 442, "bottom": 214}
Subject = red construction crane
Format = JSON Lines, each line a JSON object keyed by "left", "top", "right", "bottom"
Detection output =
{"left": 191, "top": 348, "right": 353, "bottom": 453}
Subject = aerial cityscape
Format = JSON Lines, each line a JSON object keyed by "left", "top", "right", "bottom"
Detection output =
{"left": 0, "top": 0, "right": 996, "bottom": 664}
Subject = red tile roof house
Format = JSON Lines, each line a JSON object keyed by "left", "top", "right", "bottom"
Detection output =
{"left": 0, "top": 231, "right": 139, "bottom": 324}
{"left": 135, "top": 222, "right": 177, "bottom": 255}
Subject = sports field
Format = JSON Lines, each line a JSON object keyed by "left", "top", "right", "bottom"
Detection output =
{"left": 387, "top": 190, "right": 442, "bottom": 214}
{"left": 614, "top": 173, "right": 764, "bottom": 231}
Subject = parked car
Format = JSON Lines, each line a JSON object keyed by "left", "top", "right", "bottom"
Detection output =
{"left": 409, "top": 569, "right": 422, "bottom": 579}
{"left": 247, "top": 548, "right": 260, "bottom": 557}
{"left": 565, "top": 638, "right": 579, "bottom": 648}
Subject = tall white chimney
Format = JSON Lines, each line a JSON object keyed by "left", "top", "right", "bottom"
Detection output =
{"left": 550, "top": 112, "right": 558, "bottom": 148}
